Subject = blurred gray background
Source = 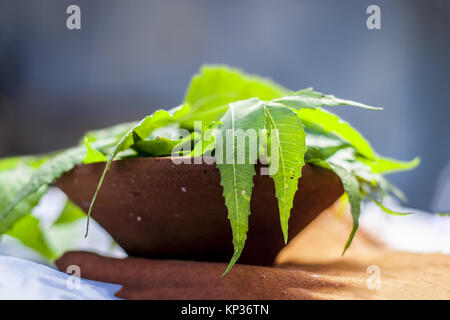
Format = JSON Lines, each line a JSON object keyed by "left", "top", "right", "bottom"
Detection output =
{"left": 0, "top": 0, "right": 449, "bottom": 211}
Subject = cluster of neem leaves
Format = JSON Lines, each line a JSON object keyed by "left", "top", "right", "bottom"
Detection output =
{"left": 0, "top": 65, "right": 420, "bottom": 273}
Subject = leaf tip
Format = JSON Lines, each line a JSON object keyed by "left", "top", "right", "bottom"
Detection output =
{"left": 222, "top": 250, "right": 242, "bottom": 277}
{"left": 342, "top": 226, "right": 357, "bottom": 256}
{"left": 341, "top": 237, "right": 353, "bottom": 256}
{"left": 281, "top": 223, "right": 289, "bottom": 245}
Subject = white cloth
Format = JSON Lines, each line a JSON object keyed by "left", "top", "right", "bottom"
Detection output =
{"left": 0, "top": 255, "right": 121, "bottom": 299}
{"left": 360, "top": 199, "right": 450, "bottom": 254}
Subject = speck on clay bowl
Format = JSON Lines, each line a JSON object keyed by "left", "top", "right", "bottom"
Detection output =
{"left": 56, "top": 157, "right": 344, "bottom": 266}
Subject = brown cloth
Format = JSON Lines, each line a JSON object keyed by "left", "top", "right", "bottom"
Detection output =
{"left": 56, "top": 202, "right": 450, "bottom": 300}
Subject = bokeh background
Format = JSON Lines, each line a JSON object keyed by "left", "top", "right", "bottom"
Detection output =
{"left": 0, "top": 0, "right": 449, "bottom": 211}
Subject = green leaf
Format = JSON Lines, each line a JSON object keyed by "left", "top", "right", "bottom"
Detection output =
{"left": 264, "top": 104, "right": 306, "bottom": 244}
{"left": 84, "top": 121, "right": 138, "bottom": 143}
{"left": 134, "top": 124, "right": 199, "bottom": 157}
{"left": 298, "top": 108, "right": 375, "bottom": 159}
{"left": 1, "top": 147, "right": 86, "bottom": 221}
{"left": 191, "top": 121, "right": 221, "bottom": 157}
{"left": 1, "top": 138, "right": 117, "bottom": 228}
{"left": 216, "top": 98, "right": 266, "bottom": 275}
{"left": 0, "top": 158, "right": 55, "bottom": 259}
{"left": 53, "top": 200, "right": 86, "bottom": 225}
{"left": 133, "top": 110, "right": 179, "bottom": 139}
{"left": 368, "top": 195, "right": 414, "bottom": 216}
{"left": 0, "top": 161, "right": 48, "bottom": 234}
{"left": 309, "top": 148, "right": 362, "bottom": 254}
{"left": 82, "top": 104, "right": 190, "bottom": 145}
{"left": 272, "top": 87, "right": 382, "bottom": 111}
{"left": 7, "top": 214, "right": 56, "bottom": 259}
{"left": 180, "top": 65, "right": 288, "bottom": 129}
{"left": 0, "top": 157, "right": 21, "bottom": 171}
{"left": 134, "top": 137, "right": 183, "bottom": 157}
{"left": 327, "top": 163, "right": 361, "bottom": 254}
{"left": 169, "top": 103, "right": 191, "bottom": 120}
{"left": 85, "top": 107, "right": 184, "bottom": 235}
{"left": 0, "top": 156, "right": 51, "bottom": 172}
{"left": 83, "top": 138, "right": 107, "bottom": 164}
{"left": 436, "top": 212, "right": 450, "bottom": 217}
{"left": 305, "top": 128, "right": 351, "bottom": 161}
{"left": 358, "top": 155, "right": 420, "bottom": 174}
{"left": 309, "top": 145, "right": 414, "bottom": 252}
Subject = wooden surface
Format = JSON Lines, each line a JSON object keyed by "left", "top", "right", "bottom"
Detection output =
{"left": 56, "top": 201, "right": 450, "bottom": 300}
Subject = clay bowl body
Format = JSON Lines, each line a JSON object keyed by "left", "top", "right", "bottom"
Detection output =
{"left": 57, "top": 157, "right": 343, "bottom": 266}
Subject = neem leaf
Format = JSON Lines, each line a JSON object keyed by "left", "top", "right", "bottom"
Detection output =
{"left": 0, "top": 147, "right": 86, "bottom": 225}
{"left": 310, "top": 145, "right": 413, "bottom": 252}
{"left": 0, "top": 157, "right": 21, "bottom": 171}
{"left": 358, "top": 155, "right": 420, "bottom": 174}
{"left": 264, "top": 104, "right": 306, "bottom": 244}
{"left": 0, "top": 156, "right": 51, "bottom": 172}
{"left": 84, "top": 121, "right": 138, "bottom": 143}
{"left": 84, "top": 104, "right": 191, "bottom": 144}
{"left": 83, "top": 138, "right": 107, "bottom": 164}
{"left": 134, "top": 137, "right": 183, "bottom": 157}
{"left": 309, "top": 149, "right": 362, "bottom": 254}
{"left": 305, "top": 128, "right": 351, "bottom": 161}
{"left": 327, "top": 163, "right": 361, "bottom": 254}
{"left": 0, "top": 157, "right": 55, "bottom": 258}
{"left": 298, "top": 108, "right": 375, "bottom": 159}
{"left": 216, "top": 98, "right": 266, "bottom": 275}
{"left": 0, "top": 163, "right": 48, "bottom": 234}
{"left": 133, "top": 110, "right": 178, "bottom": 139}
{"left": 272, "top": 88, "right": 382, "bottom": 111}
{"left": 85, "top": 108, "right": 182, "bottom": 235}
{"left": 436, "top": 212, "right": 450, "bottom": 217}
{"left": 7, "top": 214, "right": 56, "bottom": 259}
{"left": 169, "top": 103, "right": 191, "bottom": 120}
{"left": 180, "top": 65, "right": 288, "bottom": 129}
{"left": 191, "top": 121, "right": 221, "bottom": 157}
{"left": 53, "top": 200, "right": 86, "bottom": 225}
{"left": 379, "top": 177, "right": 408, "bottom": 203}
{"left": 367, "top": 195, "right": 414, "bottom": 216}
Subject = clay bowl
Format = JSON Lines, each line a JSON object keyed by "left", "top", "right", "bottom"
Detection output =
{"left": 57, "top": 157, "right": 343, "bottom": 266}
